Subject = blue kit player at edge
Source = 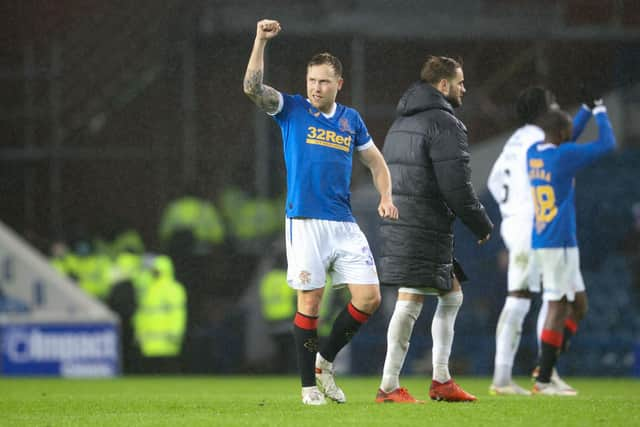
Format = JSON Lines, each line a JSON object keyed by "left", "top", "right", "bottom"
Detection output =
{"left": 527, "top": 100, "right": 615, "bottom": 395}
{"left": 243, "top": 19, "right": 399, "bottom": 405}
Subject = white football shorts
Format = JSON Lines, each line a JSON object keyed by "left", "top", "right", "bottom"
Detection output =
{"left": 501, "top": 218, "right": 541, "bottom": 293}
{"left": 285, "top": 217, "right": 379, "bottom": 290}
{"left": 532, "top": 247, "right": 585, "bottom": 302}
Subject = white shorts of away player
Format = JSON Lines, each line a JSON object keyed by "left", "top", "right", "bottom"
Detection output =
{"left": 285, "top": 217, "right": 379, "bottom": 290}
{"left": 532, "top": 247, "right": 585, "bottom": 302}
{"left": 501, "top": 218, "right": 541, "bottom": 293}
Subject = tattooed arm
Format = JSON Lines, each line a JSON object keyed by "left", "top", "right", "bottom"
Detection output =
{"left": 243, "top": 19, "right": 282, "bottom": 114}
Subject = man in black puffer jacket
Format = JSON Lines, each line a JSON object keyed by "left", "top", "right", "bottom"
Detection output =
{"left": 375, "top": 56, "right": 493, "bottom": 404}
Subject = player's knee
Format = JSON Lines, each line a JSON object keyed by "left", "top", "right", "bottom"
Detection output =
{"left": 353, "top": 289, "right": 381, "bottom": 314}
{"left": 571, "top": 293, "right": 588, "bottom": 321}
{"left": 297, "top": 293, "right": 323, "bottom": 317}
{"left": 369, "top": 292, "right": 382, "bottom": 312}
{"left": 573, "top": 301, "right": 588, "bottom": 321}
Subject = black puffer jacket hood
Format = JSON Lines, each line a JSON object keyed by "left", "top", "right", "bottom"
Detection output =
{"left": 396, "top": 81, "right": 453, "bottom": 117}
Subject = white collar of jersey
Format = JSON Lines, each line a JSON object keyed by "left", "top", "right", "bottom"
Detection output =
{"left": 307, "top": 99, "right": 337, "bottom": 119}
{"left": 523, "top": 124, "right": 543, "bottom": 132}
{"left": 537, "top": 143, "right": 557, "bottom": 151}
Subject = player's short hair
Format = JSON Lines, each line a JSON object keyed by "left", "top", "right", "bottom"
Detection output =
{"left": 537, "top": 109, "right": 572, "bottom": 144}
{"left": 516, "top": 86, "right": 556, "bottom": 125}
{"left": 307, "top": 52, "right": 343, "bottom": 77}
{"left": 420, "top": 55, "right": 462, "bottom": 84}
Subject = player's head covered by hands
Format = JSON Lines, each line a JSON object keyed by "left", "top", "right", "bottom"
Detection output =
{"left": 516, "top": 86, "right": 557, "bottom": 126}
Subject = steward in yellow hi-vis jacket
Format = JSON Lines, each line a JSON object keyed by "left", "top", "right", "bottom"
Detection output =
{"left": 259, "top": 267, "right": 296, "bottom": 373}
{"left": 260, "top": 269, "right": 296, "bottom": 322}
{"left": 220, "top": 187, "right": 283, "bottom": 254}
{"left": 159, "top": 196, "right": 225, "bottom": 252}
{"left": 134, "top": 255, "right": 187, "bottom": 373}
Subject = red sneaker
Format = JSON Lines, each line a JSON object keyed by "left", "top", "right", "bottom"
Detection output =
{"left": 429, "top": 379, "right": 477, "bottom": 402}
{"left": 375, "top": 387, "right": 425, "bottom": 404}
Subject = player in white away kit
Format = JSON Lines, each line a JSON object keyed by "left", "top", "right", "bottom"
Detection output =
{"left": 487, "top": 87, "right": 559, "bottom": 395}
{"left": 243, "top": 19, "right": 398, "bottom": 405}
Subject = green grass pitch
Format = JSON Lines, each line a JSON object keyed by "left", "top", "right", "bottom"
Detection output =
{"left": 1, "top": 376, "right": 639, "bottom": 426}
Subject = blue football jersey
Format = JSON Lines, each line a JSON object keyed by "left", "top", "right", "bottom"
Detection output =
{"left": 527, "top": 107, "right": 615, "bottom": 249}
{"left": 272, "top": 93, "right": 373, "bottom": 222}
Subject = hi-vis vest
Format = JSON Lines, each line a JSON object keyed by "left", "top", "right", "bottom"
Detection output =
{"left": 259, "top": 269, "right": 296, "bottom": 321}
{"left": 77, "top": 254, "right": 113, "bottom": 301}
{"left": 159, "top": 196, "right": 225, "bottom": 245}
{"left": 134, "top": 256, "right": 187, "bottom": 357}
{"left": 221, "top": 188, "right": 283, "bottom": 241}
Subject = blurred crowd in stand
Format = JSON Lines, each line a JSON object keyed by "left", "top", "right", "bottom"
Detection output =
{"left": 47, "top": 184, "right": 284, "bottom": 374}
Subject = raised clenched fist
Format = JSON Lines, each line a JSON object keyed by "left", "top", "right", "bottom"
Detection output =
{"left": 256, "top": 19, "right": 282, "bottom": 40}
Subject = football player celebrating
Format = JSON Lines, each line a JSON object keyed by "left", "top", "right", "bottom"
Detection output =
{"left": 528, "top": 101, "right": 615, "bottom": 395}
{"left": 243, "top": 19, "right": 398, "bottom": 405}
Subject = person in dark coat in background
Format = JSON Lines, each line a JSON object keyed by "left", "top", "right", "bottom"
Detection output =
{"left": 375, "top": 56, "right": 493, "bottom": 404}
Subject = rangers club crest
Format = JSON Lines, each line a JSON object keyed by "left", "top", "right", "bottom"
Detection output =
{"left": 339, "top": 117, "right": 352, "bottom": 133}
{"left": 299, "top": 270, "right": 311, "bottom": 285}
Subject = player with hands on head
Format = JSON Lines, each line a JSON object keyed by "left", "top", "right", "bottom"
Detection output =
{"left": 243, "top": 18, "right": 398, "bottom": 406}
{"left": 375, "top": 55, "right": 493, "bottom": 404}
{"left": 528, "top": 97, "right": 615, "bottom": 396}
{"left": 530, "top": 94, "right": 607, "bottom": 395}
